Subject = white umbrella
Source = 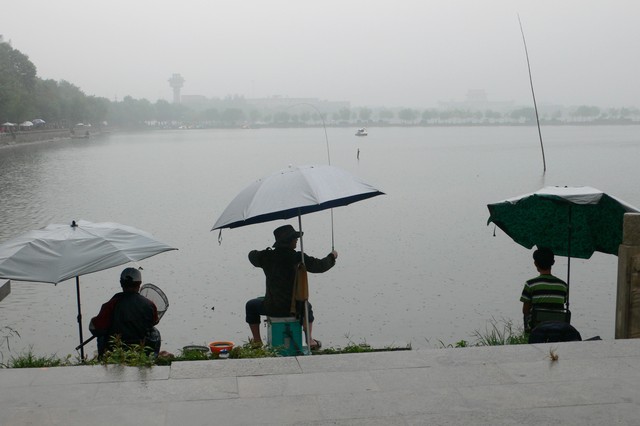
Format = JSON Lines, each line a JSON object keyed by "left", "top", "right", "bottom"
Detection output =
{"left": 212, "top": 164, "right": 384, "bottom": 352}
{"left": 2, "top": 122, "right": 16, "bottom": 126}
{"left": 20, "top": 121, "right": 33, "bottom": 127}
{"left": 213, "top": 164, "right": 383, "bottom": 230}
{"left": 0, "top": 220, "right": 177, "bottom": 359}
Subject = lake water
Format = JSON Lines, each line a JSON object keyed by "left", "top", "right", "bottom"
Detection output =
{"left": 1, "top": 125, "right": 639, "bottom": 357}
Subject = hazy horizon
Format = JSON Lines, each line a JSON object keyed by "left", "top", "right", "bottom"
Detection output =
{"left": 4, "top": 1, "right": 639, "bottom": 108}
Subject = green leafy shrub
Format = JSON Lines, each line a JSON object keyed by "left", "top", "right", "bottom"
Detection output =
{"left": 229, "top": 342, "right": 279, "bottom": 359}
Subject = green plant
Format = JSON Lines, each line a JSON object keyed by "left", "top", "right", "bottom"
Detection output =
{"left": 229, "top": 342, "right": 279, "bottom": 359}
{"left": 8, "top": 347, "right": 72, "bottom": 368}
{"left": 100, "top": 335, "right": 156, "bottom": 367}
{"left": 471, "top": 317, "right": 528, "bottom": 346}
{"left": 316, "top": 342, "right": 372, "bottom": 354}
{"left": 179, "top": 348, "right": 211, "bottom": 361}
{"left": 315, "top": 335, "right": 411, "bottom": 355}
{"left": 1, "top": 335, "right": 414, "bottom": 368}
{"left": 439, "top": 318, "right": 528, "bottom": 348}
{"left": 383, "top": 341, "right": 412, "bottom": 351}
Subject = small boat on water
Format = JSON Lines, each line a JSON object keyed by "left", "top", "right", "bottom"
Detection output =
{"left": 71, "top": 130, "right": 91, "bottom": 139}
{"left": 355, "top": 128, "right": 368, "bottom": 136}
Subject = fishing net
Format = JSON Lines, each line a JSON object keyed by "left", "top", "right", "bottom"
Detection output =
{"left": 140, "top": 283, "right": 169, "bottom": 321}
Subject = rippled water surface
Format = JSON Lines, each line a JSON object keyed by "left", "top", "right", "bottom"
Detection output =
{"left": 1, "top": 126, "right": 639, "bottom": 357}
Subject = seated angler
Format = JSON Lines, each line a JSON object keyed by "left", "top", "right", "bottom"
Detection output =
{"left": 245, "top": 224, "right": 338, "bottom": 350}
{"left": 89, "top": 267, "right": 161, "bottom": 357}
{"left": 520, "top": 247, "right": 568, "bottom": 333}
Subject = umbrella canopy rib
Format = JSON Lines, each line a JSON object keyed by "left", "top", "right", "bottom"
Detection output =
{"left": 218, "top": 192, "right": 382, "bottom": 229}
{"left": 212, "top": 164, "right": 384, "bottom": 231}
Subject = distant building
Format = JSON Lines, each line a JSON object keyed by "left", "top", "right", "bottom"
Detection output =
{"left": 168, "top": 73, "right": 185, "bottom": 104}
{"left": 179, "top": 94, "right": 350, "bottom": 118}
{"left": 180, "top": 95, "right": 208, "bottom": 109}
{"left": 439, "top": 89, "right": 514, "bottom": 112}
{"left": 246, "top": 96, "right": 350, "bottom": 116}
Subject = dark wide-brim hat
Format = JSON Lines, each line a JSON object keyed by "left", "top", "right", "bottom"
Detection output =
{"left": 273, "top": 224, "right": 303, "bottom": 247}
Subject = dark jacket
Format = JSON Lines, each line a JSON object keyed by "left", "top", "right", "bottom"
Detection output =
{"left": 249, "top": 247, "right": 335, "bottom": 317}
{"left": 90, "top": 292, "right": 159, "bottom": 345}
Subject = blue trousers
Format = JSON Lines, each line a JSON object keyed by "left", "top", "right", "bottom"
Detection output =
{"left": 245, "top": 297, "right": 314, "bottom": 325}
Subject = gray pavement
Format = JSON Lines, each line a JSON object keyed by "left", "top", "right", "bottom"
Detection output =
{"left": 2, "top": 339, "right": 640, "bottom": 425}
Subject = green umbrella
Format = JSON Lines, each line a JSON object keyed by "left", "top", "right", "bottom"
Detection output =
{"left": 487, "top": 186, "right": 639, "bottom": 306}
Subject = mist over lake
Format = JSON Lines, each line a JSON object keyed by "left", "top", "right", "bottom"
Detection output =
{"left": 1, "top": 125, "right": 639, "bottom": 357}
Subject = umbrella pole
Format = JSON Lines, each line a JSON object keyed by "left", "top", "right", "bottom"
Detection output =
{"left": 330, "top": 209, "right": 335, "bottom": 250}
{"left": 298, "top": 213, "right": 304, "bottom": 265}
{"left": 566, "top": 257, "right": 571, "bottom": 309}
{"left": 297, "top": 213, "right": 312, "bottom": 353}
{"left": 76, "top": 276, "right": 85, "bottom": 361}
{"left": 566, "top": 205, "right": 572, "bottom": 310}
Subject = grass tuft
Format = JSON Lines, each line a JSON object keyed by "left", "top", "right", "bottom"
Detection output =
{"left": 8, "top": 346, "right": 72, "bottom": 368}
{"left": 472, "top": 317, "right": 528, "bottom": 346}
{"left": 440, "top": 317, "right": 528, "bottom": 348}
{"left": 315, "top": 334, "right": 411, "bottom": 355}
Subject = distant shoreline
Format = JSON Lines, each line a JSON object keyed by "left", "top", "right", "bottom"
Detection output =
{"left": 0, "top": 129, "right": 71, "bottom": 149}
{"left": 2, "top": 121, "right": 639, "bottom": 149}
{"left": 159, "top": 119, "right": 640, "bottom": 130}
{"left": 0, "top": 128, "right": 106, "bottom": 149}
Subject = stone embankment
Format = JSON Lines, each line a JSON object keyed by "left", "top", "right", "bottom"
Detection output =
{"left": 0, "top": 129, "right": 72, "bottom": 148}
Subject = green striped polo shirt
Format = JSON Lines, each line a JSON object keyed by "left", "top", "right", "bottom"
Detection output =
{"left": 520, "top": 274, "right": 568, "bottom": 308}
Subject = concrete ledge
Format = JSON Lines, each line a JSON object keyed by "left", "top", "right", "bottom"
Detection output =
{"left": 2, "top": 340, "right": 640, "bottom": 425}
{"left": 0, "top": 280, "right": 9, "bottom": 303}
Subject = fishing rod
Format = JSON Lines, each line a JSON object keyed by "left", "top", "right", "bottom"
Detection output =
{"left": 518, "top": 14, "right": 547, "bottom": 173}
{"left": 290, "top": 103, "right": 335, "bottom": 250}
{"left": 290, "top": 102, "right": 332, "bottom": 165}
{"left": 289, "top": 103, "right": 333, "bottom": 354}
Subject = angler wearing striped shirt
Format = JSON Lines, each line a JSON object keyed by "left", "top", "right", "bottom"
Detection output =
{"left": 520, "top": 247, "right": 568, "bottom": 332}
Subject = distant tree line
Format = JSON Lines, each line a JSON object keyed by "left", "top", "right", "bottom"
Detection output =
{"left": 162, "top": 103, "right": 640, "bottom": 129}
{"left": 2, "top": 38, "right": 638, "bottom": 130}
{"left": 0, "top": 39, "right": 190, "bottom": 129}
{"left": 0, "top": 40, "right": 109, "bottom": 128}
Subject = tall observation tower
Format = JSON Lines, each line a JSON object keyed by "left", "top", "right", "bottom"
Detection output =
{"left": 168, "top": 73, "right": 185, "bottom": 104}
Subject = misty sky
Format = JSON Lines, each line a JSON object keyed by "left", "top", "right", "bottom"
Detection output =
{"left": 3, "top": 0, "right": 639, "bottom": 108}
